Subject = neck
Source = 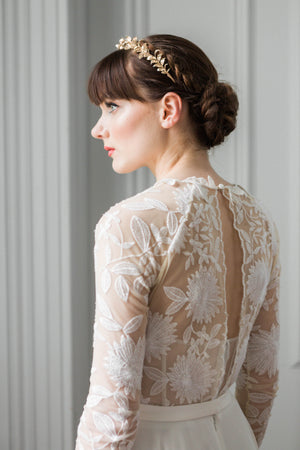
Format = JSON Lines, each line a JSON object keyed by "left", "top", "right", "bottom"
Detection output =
{"left": 153, "top": 145, "right": 215, "bottom": 181}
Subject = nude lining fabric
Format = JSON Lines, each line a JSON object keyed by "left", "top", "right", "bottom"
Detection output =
{"left": 76, "top": 176, "right": 280, "bottom": 449}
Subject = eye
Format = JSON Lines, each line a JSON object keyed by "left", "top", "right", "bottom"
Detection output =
{"left": 105, "top": 102, "right": 119, "bottom": 113}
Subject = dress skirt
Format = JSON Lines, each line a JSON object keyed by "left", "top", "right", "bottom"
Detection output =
{"left": 133, "top": 391, "right": 258, "bottom": 450}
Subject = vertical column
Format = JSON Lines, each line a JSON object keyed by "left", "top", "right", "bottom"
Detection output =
{"left": 0, "top": 0, "right": 81, "bottom": 447}
{"left": 233, "top": 0, "right": 251, "bottom": 189}
{"left": 287, "top": 0, "right": 300, "bottom": 366}
{"left": 0, "top": 1, "right": 10, "bottom": 449}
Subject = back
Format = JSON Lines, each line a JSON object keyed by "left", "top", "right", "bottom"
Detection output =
{"left": 76, "top": 176, "right": 280, "bottom": 448}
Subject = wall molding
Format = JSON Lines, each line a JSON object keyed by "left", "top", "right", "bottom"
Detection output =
{"left": 287, "top": 0, "right": 300, "bottom": 367}
{"left": 233, "top": 0, "right": 251, "bottom": 190}
{"left": 0, "top": 1, "right": 10, "bottom": 448}
{"left": 0, "top": 0, "right": 75, "bottom": 447}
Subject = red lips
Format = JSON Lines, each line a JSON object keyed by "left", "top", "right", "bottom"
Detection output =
{"left": 104, "top": 146, "right": 115, "bottom": 157}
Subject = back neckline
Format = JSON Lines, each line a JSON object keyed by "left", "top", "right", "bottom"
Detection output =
{"left": 155, "top": 175, "right": 243, "bottom": 192}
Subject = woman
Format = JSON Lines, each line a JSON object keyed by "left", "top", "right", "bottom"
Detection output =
{"left": 76, "top": 34, "right": 280, "bottom": 449}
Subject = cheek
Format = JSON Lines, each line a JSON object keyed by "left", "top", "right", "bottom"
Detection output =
{"left": 114, "top": 117, "right": 136, "bottom": 139}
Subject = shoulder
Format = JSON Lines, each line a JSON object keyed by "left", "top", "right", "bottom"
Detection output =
{"left": 239, "top": 187, "right": 280, "bottom": 256}
{"left": 94, "top": 181, "right": 178, "bottom": 242}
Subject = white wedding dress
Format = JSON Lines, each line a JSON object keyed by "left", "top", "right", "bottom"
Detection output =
{"left": 75, "top": 176, "right": 280, "bottom": 449}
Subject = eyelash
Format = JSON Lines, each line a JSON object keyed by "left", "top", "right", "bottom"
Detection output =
{"left": 105, "top": 102, "right": 118, "bottom": 113}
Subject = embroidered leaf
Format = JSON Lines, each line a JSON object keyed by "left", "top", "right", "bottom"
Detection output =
{"left": 183, "top": 325, "right": 192, "bottom": 344}
{"left": 150, "top": 223, "right": 170, "bottom": 244}
{"left": 207, "top": 338, "right": 220, "bottom": 349}
{"left": 165, "top": 301, "right": 186, "bottom": 315}
{"left": 240, "top": 229, "right": 251, "bottom": 242}
{"left": 144, "top": 262, "right": 154, "bottom": 276}
{"left": 123, "top": 315, "right": 143, "bottom": 334}
{"left": 185, "top": 256, "right": 191, "bottom": 271}
{"left": 121, "top": 241, "right": 135, "bottom": 249}
{"left": 214, "top": 237, "right": 220, "bottom": 260}
{"left": 215, "top": 263, "right": 222, "bottom": 272}
{"left": 247, "top": 404, "right": 259, "bottom": 418}
{"left": 167, "top": 212, "right": 178, "bottom": 235}
{"left": 124, "top": 202, "right": 153, "bottom": 210}
{"left": 249, "top": 392, "right": 273, "bottom": 403}
{"left": 114, "top": 392, "right": 129, "bottom": 410}
{"left": 134, "top": 276, "right": 149, "bottom": 294}
{"left": 97, "top": 294, "right": 113, "bottom": 319}
{"left": 105, "top": 244, "right": 112, "bottom": 264}
{"left": 144, "top": 198, "right": 168, "bottom": 211}
{"left": 110, "top": 233, "right": 121, "bottom": 245}
{"left": 131, "top": 216, "right": 151, "bottom": 251}
{"left": 211, "top": 213, "right": 219, "bottom": 230}
{"left": 86, "top": 395, "right": 102, "bottom": 407}
{"left": 164, "top": 288, "right": 187, "bottom": 308}
{"left": 163, "top": 286, "right": 187, "bottom": 302}
{"left": 150, "top": 223, "right": 160, "bottom": 240}
{"left": 210, "top": 323, "right": 222, "bottom": 338}
{"left": 101, "top": 268, "right": 111, "bottom": 293}
{"left": 112, "top": 262, "right": 140, "bottom": 276}
{"left": 115, "top": 275, "right": 129, "bottom": 302}
{"left": 140, "top": 254, "right": 148, "bottom": 265}
{"left": 150, "top": 378, "right": 169, "bottom": 396}
{"left": 91, "top": 385, "right": 112, "bottom": 397}
{"left": 93, "top": 411, "right": 116, "bottom": 437}
{"left": 144, "top": 366, "right": 166, "bottom": 381}
{"left": 99, "top": 317, "right": 122, "bottom": 331}
{"left": 237, "top": 209, "right": 244, "bottom": 224}
{"left": 109, "top": 411, "right": 125, "bottom": 422}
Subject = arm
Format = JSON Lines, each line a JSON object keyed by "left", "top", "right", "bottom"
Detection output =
{"left": 236, "top": 238, "right": 280, "bottom": 447}
{"left": 76, "top": 208, "right": 158, "bottom": 449}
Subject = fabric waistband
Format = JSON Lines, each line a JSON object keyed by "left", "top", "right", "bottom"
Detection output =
{"left": 139, "top": 391, "right": 233, "bottom": 422}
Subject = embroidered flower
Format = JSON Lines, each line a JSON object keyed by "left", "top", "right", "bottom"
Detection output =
{"left": 168, "top": 353, "right": 216, "bottom": 403}
{"left": 105, "top": 335, "right": 145, "bottom": 398}
{"left": 185, "top": 268, "right": 222, "bottom": 323}
{"left": 173, "top": 186, "right": 192, "bottom": 215}
{"left": 145, "top": 311, "right": 177, "bottom": 362}
{"left": 247, "top": 260, "right": 270, "bottom": 305}
{"left": 247, "top": 324, "right": 279, "bottom": 377}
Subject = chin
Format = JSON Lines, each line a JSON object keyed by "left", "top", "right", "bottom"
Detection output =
{"left": 112, "top": 161, "right": 141, "bottom": 174}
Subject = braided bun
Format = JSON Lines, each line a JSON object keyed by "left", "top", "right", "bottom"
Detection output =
{"left": 190, "top": 82, "right": 239, "bottom": 149}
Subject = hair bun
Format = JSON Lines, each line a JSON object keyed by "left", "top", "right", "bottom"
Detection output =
{"left": 193, "top": 82, "right": 239, "bottom": 148}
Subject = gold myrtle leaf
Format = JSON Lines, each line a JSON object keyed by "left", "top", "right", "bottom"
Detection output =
{"left": 115, "top": 36, "right": 175, "bottom": 82}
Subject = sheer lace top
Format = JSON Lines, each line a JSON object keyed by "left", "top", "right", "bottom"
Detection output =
{"left": 76, "top": 176, "right": 280, "bottom": 449}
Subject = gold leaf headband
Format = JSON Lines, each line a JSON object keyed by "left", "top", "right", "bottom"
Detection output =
{"left": 116, "top": 36, "right": 175, "bottom": 82}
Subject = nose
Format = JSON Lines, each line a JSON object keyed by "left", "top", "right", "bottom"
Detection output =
{"left": 91, "top": 117, "right": 109, "bottom": 139}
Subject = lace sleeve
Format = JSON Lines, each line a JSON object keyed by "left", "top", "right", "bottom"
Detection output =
{"left": 75, "top": 207, "right": 158, "bottom": 449}
{"left": 236, "top": 230, "right": 280, "bottom": 447}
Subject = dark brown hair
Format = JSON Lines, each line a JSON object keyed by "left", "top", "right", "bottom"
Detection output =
{"left": 88, "top": 34, "right": 239, "bottom": 149}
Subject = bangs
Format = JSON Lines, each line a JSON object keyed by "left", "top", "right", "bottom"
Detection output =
{"left": 88, "top": 50, "right": 145, "bottom": 104}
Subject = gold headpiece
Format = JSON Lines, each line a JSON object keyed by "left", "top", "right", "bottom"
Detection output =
{"left": 116, "top": 36, "right": 175, "bottom": 82}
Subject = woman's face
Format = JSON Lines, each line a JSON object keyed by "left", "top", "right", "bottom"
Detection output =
{"left": 91, "top": 98, "right": 165, "bottom": 174}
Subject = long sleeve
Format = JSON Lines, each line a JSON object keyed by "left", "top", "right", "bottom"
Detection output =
{"left": 235, "top": 230, "right": 280, "bottom": 447}
{"left": 76, "top": 178, "right": 281, "bottom": 448}
{"left": 76, "top": 207, "right": 159, "bottom": 449}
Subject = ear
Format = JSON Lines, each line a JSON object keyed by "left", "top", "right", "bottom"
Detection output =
{"left": 159, "top": 92, "right": 183, "bottom": 129}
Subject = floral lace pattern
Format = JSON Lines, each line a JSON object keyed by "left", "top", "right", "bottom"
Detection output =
{"left": 76, "top": 177, "right": 280, "bottom": 449}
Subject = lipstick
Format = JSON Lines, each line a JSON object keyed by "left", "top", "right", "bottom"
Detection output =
{"left": 104, "top": 146, "right": 115, "bottom": 157}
